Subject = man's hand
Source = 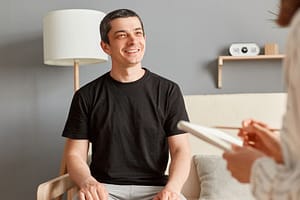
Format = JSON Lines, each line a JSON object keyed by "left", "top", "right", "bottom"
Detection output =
{"left": 78, "top": 176, "right": 108, "bottom": 200}
{"left": 153, "top": 187, "right": 181, "bottom": 200}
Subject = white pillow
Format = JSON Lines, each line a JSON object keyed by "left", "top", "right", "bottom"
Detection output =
{"left": 193, "top": 155, "right": 255, "bottom": 200}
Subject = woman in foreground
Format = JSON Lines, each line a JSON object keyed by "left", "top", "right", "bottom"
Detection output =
{"left": 223, "top": 0, "right": 300, "bottom": 199}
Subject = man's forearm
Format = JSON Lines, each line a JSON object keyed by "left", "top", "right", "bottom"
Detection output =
{"left": 67, "top": 154, "right": 94, "bottom": 187}
{"left": 166, "top": 149, "right": 191, "bottom": 193}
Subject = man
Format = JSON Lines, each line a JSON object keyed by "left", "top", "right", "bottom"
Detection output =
{"left": 63, "top": 9, "right": 190, "bottom": 200}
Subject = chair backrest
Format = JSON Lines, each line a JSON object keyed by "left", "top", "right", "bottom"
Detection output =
{"left": 181, "top": 93, "right": 286, "bottom": 199}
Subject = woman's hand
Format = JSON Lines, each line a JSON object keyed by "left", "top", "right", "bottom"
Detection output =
{"left": 223, "top": 145, "right": 265, "bottom": 183}
{"left": 238, "top": 119, "right": 283, "bottom": 163}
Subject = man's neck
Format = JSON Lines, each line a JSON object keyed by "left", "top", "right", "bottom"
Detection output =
{"left": 110, "top": 65, "right": 145, "bottom": 83}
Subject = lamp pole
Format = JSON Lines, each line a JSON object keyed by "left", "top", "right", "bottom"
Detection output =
{"left": 74, "top": 60, "right": 80, "bottom": 91}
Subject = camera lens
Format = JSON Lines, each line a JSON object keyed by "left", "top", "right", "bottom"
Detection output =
{"left": 241, "top": 47, "right": 248, "bottom": 53}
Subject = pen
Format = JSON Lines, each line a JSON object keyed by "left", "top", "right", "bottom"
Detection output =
{"left": 214, "top": 126, "right": 280, "bottom": 132}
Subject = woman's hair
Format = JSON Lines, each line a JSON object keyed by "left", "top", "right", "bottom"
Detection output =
{"left": 100, "top": 9, "right": 145, "bottom": 44}
{"left": 277, "top": 0, "right": 300, "bottom": 26}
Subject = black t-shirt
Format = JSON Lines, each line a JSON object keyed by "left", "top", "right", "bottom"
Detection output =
{"left": 62, "top": 68, "right": 189, "bottom": 185}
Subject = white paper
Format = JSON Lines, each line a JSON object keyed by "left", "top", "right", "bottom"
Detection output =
{"left": 177, "top": 120, "right": 243, "bottom": 151}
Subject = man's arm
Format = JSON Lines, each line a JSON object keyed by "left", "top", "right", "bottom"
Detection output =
{"left": 166, "top": 133, "right": 191, "bottom": 192}
{"left": 154, "top": 134, "right": 191, "bottom": 200}
{"left": 65, "top": 138, "right": 90, "bottom": 186}
{"left": 154, "top": 133, "right": 191, "bottom": 200}
{"left": 65, "top": 138, "right": 108, "bottom": 200}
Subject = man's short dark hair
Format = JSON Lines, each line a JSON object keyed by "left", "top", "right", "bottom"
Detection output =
{"left": 100, "top": 9, "right": 145, "bottom": 44}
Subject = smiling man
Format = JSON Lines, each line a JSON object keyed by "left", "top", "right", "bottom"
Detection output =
{"left": 62, "top": 9, "right": 190, "bottom": 200}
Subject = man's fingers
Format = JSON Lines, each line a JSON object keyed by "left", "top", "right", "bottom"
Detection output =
{"left": 90, "top": 186, "right": 100, "bottom": 200}
{"left": 79, "top": 191, "right": 86, "bottom": 200}
{"left": 79, "top": 190, "right": 93, "bottom": 200}
{"left": 97, "top": 186, "right": 108, "bottom": 200}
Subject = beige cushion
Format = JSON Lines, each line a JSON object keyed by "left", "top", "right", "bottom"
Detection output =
{"left": 193, "top": 155, "right": 255, "bottom": 200}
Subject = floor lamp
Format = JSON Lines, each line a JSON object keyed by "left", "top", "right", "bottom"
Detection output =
{"left": 43, "top": 9, "right": 107, "bottom": 196}
{"left": 43, "top": 9, "right": 107, "bottom": 91}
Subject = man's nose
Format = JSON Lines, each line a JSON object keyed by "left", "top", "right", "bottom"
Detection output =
{"left": 127, "top": 33, "right": 138, "bottom": 43}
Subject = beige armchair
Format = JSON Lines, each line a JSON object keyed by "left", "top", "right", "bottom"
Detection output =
{"left": 37, "top": 93, "right": 286, "bottom": 200}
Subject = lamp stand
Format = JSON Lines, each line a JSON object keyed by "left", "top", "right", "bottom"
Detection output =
{"left": 74, "top": 60, "right": 80, "bottom": 91}
{"left": 59, "top": 60, "right": 80, "bottom": 175}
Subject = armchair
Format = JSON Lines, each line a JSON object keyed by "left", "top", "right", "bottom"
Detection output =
{"left": 37, "top": 93, "right": 286, "bottom": 200}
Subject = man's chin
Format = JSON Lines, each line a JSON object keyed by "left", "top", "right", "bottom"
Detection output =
{"left": 128, "top": 59, "right": 142, "bottom": 65}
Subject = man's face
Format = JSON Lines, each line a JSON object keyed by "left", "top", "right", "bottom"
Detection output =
{"left": 101, "top": 17, "right": 146, "bottom": 67}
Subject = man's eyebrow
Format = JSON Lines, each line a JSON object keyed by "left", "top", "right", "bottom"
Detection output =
{"left": 113, "top": 27, "right": 143, "bottom": 35}
{"left": 134, "top": 27, "right": 143, "bottom": 31}
{"left": 113, "top": 30, "right": 126, "bottom": 35}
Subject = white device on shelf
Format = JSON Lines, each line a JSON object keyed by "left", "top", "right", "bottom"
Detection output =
{"left": 229, "top": 43, "right": 260, "bottom": 56}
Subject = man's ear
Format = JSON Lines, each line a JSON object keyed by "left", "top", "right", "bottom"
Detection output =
{"left": 100, "top": 41, "right": 111, "bottom": 55}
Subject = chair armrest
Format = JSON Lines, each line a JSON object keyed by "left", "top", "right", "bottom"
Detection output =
{"left": 37, "top": 173, "right": 77, "bottom": 200}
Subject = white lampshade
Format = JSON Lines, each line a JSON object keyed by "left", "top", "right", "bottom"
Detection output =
{"left": 43, "top": 9, "right": 108, "bottom": 66}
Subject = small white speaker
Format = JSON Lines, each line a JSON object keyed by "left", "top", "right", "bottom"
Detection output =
{"left": 229, "top": 43, "right": 260, "bottom": 56}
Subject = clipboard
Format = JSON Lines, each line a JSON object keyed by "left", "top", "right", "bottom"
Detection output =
{"left": 177, "top": 120, "right": 243, "bottom": 151}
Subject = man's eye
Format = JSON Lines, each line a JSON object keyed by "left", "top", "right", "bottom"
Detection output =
{"left": 117, "top": 34, "right": 127, "bottom": 39}
{"left": 136, "top": 31, "right": 143, "bottom": 36}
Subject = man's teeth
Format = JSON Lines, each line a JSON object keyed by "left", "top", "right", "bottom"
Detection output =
{"left": 126, "top": 49, "right": 139, "bottom": 53}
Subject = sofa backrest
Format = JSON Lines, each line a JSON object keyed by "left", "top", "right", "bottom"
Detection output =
{"left": 181, "top": 93, "right": 287, "bottom": 199}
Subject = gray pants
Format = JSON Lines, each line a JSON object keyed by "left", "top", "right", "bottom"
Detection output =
{"left": 75, "top": 184, "right": 186, "bottom": 200}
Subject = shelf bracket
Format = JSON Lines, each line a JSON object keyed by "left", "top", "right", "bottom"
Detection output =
{"left": 216, "top": 55, "right": 285, "bottom": 89}
{"left": 218, "top": 57, "right": 224, "bottom": 88}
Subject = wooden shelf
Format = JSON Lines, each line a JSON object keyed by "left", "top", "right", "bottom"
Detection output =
{"left": 217, "top": 54, "right": 285, "bottom": 88}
